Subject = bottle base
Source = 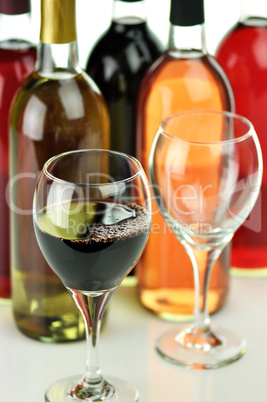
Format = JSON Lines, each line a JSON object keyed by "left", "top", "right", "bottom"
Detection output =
{"left": 230, "top": 267, "right": 267, "bottom": 278}
{"left": 138, "top": 288, "right": 228, "bottom": 322}
{"left": 13, "top": 310, "right": 86, "bottom": 343}
{"left": 0, "top": 297, "right": 12, "bottom": 306}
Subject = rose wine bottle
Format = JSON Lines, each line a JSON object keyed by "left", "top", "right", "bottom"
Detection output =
{"left": 216, "top": 2, "right": 267, "bottom": 275}
{"left": 0, "top": 0, "right": 36, "bottom": 302}
{"left": 9, "top": 0, "right": 110, "bottom": 341}
{"left": 86, "top": 0, "right": 162, "bottom": 157}
{"left": 136, "top": 0, "right": 234, "bottom": 320}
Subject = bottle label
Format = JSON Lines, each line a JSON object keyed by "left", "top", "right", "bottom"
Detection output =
{"left": 0, "top": 0, "right": 30, "bottom": 15}
{"left": 40, "top": 0, "right": 77, "bottom": 44}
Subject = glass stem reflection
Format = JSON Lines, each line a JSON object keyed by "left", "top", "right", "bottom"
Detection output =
{"left": 68, "top": 288, "right": 113, "bottom": 394}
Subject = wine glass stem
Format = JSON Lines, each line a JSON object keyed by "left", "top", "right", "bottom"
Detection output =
{"left": 68, "top": 288, "right": 113, "bottom": 387}
{"left": 186, "top": 246, "right": 222, "bottom": 331}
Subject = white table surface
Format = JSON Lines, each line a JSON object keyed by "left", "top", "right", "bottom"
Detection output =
{"left": 1, "top": 276, "right": 267, "bottom": 402}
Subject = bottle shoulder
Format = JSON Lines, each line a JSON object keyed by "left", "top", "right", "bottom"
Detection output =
{"left": 141, "top": 53, "right": 230, "bottom": 85}
{"left": 13, "top": 70, "right": 102, "bottom": 101}
{"left": 0, "top": 39, "right": 36, "bottom": 51}
{"left": 137, "top": 52, "right": 233, "bottom": 112}
{"left": 10, "top": 70, "right": 108, "bottom": 127}
{"left": 9, "top": 68, "right": 110, "bottom": 151}
{"left": 217, "top": 21, "right": 267, "bottom": 59}
{"left": 0, "top": 45, "right": 36, "bottom": 88}
{"left": 0, "top": 43, "right": 36, "bottom": 63}
{"left": 216, "top": 21, "right": 267, "bottom": 82}
{"left": 86, "top": 21, "right": 162, "bottom": 69}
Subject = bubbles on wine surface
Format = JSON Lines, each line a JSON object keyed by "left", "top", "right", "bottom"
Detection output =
{"left": 34, "top": 201, "right": 151, "bottom": 291}
{"left": 37, "top": 201, "right": 149, "bottom": 242}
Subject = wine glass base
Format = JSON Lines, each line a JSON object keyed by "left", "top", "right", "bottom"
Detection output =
{"left": 155, "top": 326, "right": 247, "bottom": 369}
{"left": 45, "top": 375, "right": 139, "bottom": 401}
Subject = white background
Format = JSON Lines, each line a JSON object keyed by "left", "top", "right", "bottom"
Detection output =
{"left": 3, "top": 4, "right": 267, "bottom": 401}
{"left": 30, "top": 0, "right": 241, "bottom": 68}
{"left": 2, "top": 279, "right": 267, "bottom": 401}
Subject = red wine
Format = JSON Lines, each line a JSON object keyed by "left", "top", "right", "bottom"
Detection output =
{"left": 34, "top": 201, "right": 151, "bottom": 291}
{"left": 86, "top": 18, "right": 161, "bottom": 156}
{"left": 0, "top": 44, "right": 36, "bottom": 299}
{"left": 216, "top": 19, "right": 267, "bottom": 270}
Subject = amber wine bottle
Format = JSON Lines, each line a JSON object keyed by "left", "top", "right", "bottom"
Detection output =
{"left": 136, "top": 0, "right": 234, "bottom": 321}
{"left": 9, "top": 0, "right": 110, "bottom": 341}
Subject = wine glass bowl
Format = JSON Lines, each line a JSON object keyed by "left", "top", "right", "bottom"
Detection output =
{"left": 149, "top": 110, "right": 262, "bottom": 369}
{"left": 33, "top": 149, "right": 151, "bottom": 401}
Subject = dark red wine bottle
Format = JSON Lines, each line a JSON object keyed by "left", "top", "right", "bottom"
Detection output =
{"left": 0, "top": 0, "right": 36, "bottom": 301}
{"left": 216, "top": 2, "right": 267, "bottom": 275}
{"left": 85, "top": 0, "right": 162, "bottom": 157}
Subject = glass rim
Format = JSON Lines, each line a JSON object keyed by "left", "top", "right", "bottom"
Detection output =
{"left": 159, "top": 110, "right": 255, "bottom": 145}
{"left": 43, "top": 148, "right": 143, "bottom": 186}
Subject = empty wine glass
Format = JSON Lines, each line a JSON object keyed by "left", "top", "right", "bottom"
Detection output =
{"left": 33, "top": 149, "right": 151, "bottom": 401}
{"left": 149, "top": 110, "right": 262, "bottom": 369}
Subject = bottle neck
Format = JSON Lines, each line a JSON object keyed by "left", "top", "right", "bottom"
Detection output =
{"left": 36, "top": 0, "right": 81, "bottom": 77}
{"left": 168, "top": 0, "right": 206, "bottom": 57}
{"left": 168, "top": 23, "right": 207, "bottom": 57}
{"left": 112, "top": 0, "right": 146, "bottom": 24}
{"left": 0, "top": 12, "right": 32, "bottom": 47}
{"left": 240, "top": 1, "right": 267, "bottom": 23}
{"left": 36, "top": 42, "right": 81, "bottom": 78}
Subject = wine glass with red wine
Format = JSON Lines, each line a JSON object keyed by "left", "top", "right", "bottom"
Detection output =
{"left": 33, "top": 149, "right": 151, "bottom": 401}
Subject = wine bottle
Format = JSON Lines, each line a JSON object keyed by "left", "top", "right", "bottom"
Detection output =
{"left": 86, "top": 0, "right": 162, "bottom": 286}
{"left": 216, "top": 1, "right": 267, "bottom": 276}
{"left": 9, "top": 0, "right": 110, "bottom": 341}
{"left": 86, "top": 0, "right": 162, "bottom": 157}
{"left": 0, "top": 0, "right": 36, "bottom": 302}
{"left": 136, "top": 0, "right": 234, "bottom": 320}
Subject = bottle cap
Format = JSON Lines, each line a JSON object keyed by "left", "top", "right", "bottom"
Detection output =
{"left": 170, "top": 0, "right": 204, "bottom": 27}
{"left": 0, "top": 0, "right": 30, "bottom": 15}
{"left": 40, "top": 0, "right": 76, "bottom": 44}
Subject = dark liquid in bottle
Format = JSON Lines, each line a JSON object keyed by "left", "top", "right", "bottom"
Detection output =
{"left": 86, "top": 18, "right": 162, "bottom": 156}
